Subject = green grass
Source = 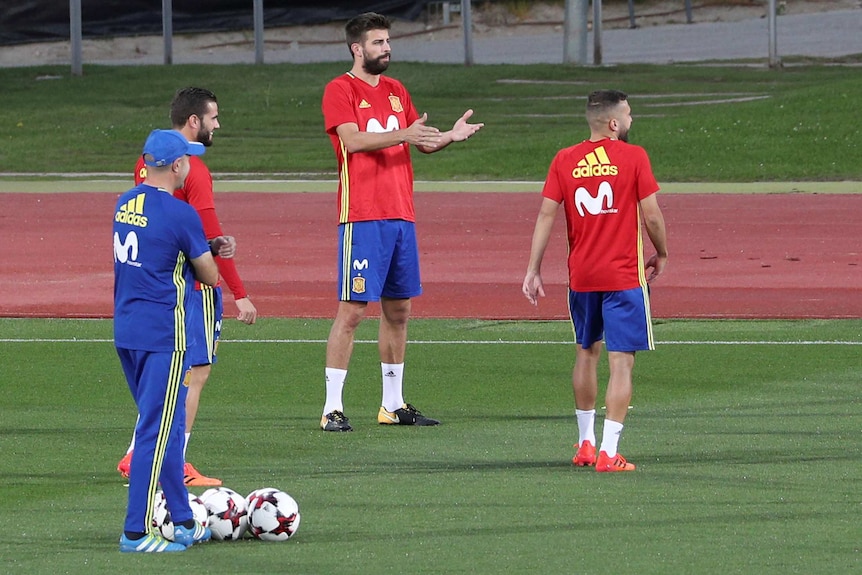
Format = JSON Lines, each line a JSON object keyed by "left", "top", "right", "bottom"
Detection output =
{"left": 2, "top": 61, "right": 861, "bottom": 181}
{"left": 1, "top": 317, "right": 861, "bottom": 574}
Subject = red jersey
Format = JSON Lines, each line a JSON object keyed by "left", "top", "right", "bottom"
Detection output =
{"left": 134, "top": 155, "right": 247, "bottom": 299}
{"left": 321, "top": 73, "right": 419, "bottom": 224}
{"left": 542, "top": 138, "right": 660, "bottom": 292}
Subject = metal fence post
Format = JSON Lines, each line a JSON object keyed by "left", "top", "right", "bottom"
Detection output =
{"left": 462, "top": 0, "right": 473, "bottom": 66}
{"left": 162, "top": 0, "right": 173, "bottom": 65}
{"left": 767, "top": 0, "right": 781, "bottom": 68}
{"left": 563, "top": 0, "right": 589, "bottom": 64}
{"left": 593, "top": 0, "right": 603, "bottom": 65}
{"left": 69, "top": 0, "right": 82, "bottom": 76}
{"left": 254, "top": 0, "right": 264, "bottom": 64}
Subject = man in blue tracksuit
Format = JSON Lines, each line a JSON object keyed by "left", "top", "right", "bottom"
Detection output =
{"left": 113, "top": 129, "right": 234, "bottom": 552}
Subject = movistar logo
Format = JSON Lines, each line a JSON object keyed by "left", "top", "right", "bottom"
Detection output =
{"left": 113, "top": 231, "right": 141, "bottom": 267}
{"left": 366, "top": 115, "right": 400, "bottom": 133}
{"left": 353, "top": 259, "right": 369, "bottom": 270}
{"left": 571, "top": 146, "right": 618, "bottom": 179}
{"left": 575, "top": 181, "right": 618, "bottom": 217}
{"left": 115, "top": 193, "right": 148, "bottom": 228}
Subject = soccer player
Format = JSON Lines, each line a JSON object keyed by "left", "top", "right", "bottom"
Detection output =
{"left": 319, "top": 12, "right": 483, "bottom": 431}
{"left": 117, "top": 87, "right": 256, "bottom": 486}
{"left": 115, "top": 129, "right": 232, "bottom": 551}
{"left": 522, "top": 89, "right": 668, "bottom": 472}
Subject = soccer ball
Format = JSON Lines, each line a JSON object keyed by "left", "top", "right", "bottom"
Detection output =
{"left": 200, "top": 487, "right": 249, "bottom": 541}
{"left": 151, "top": 491, "right": 174, "bottom": 539}
{"left": 151, "top": 490, "right": 208, "bottom": 540}
{"left": 246, "top": 488, "right": 301, "bottom": 541}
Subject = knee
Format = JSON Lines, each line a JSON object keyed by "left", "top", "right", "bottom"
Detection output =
{"left": 189, "top": 365, "right": 211, "bottom": 388}
{"left": 382, "top": 298, "right": 411, "bottom": 325}
{"left": 335, "top": 305, "right": 367, "bottom": 332}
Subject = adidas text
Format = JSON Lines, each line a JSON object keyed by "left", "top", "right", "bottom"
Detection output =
{"left": 115, "top": 211, "right": 148, "bottom": 227}
{"left": 572, "top": 164, "right": 618, "bottom": 179}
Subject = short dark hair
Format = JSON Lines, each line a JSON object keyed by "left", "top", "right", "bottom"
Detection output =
{"left": 345, "top": 12, "right": 391, "bottom": 50}
{"left": 170, "top": 87, "right": 217, "bottom": 128}
{"left": 586, "top": 89, "right": 628, "bottom": 117}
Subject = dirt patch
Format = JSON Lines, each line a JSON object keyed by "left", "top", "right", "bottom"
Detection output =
{"left": 1, "top": 0, "right": 858, "bottom": 67}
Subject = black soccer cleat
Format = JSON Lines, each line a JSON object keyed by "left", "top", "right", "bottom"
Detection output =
{"left": 321, "top": 410, "right": 353, "bottom": 432}
{"left": 378, "top": 403, "right": 440, "bottom": 426}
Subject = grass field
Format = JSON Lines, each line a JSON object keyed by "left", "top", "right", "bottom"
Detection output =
{"left": 2, "top": 61, "right": 861, "bottom": 181}
{"left": 2, "top": 317, "right": 860, "bottom": 574}
{"left": 2, "top": 49, "right": 860, "bottom": 574}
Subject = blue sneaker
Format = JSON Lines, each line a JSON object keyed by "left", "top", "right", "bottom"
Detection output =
{"left": 119, "top": 532, "right": 186, "bottom": 553}
{"left": 173, "top": 521, "right": 211, "bottom": 547}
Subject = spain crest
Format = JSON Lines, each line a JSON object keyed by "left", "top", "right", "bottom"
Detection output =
{"left": 352, "top": 276, "right": 366, "bottom": 294}
{"left": 388, "top": 95, "right": 403, "bottom": 113}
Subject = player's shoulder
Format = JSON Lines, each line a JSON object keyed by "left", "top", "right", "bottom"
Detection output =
{"left": 164, "top": 195, "right": 202, "bottom": 229}
{"left": 116, "top": 185, "right": 185, "bottom": 223}
{"left": 324, "top": 74, "right": 363, "bottom": 106}
{"left": 325, "top": 72, "right": 355, "bottom": 91}
{"left": 117, "top": 182, "right": 149, "bottom": 203}
{"left": 379, "top": 74, "right": 406, "bottom": 89}
{"left": 552, "top": 140, "right": 590, "bottom": 160}
{"left": 379, "top": 75, "right": 410, "bottom": 98}
{"left": 168, "top": 191, "right": 198, "bottom": 212}
{"left": 328, "top": 71, "right": 352, "bottom": 83}
{"left": 576, "top": 139, "right": 649, "bottom": 159}
{"left": 623, "top": 139, "right": 647, "bottom": 150}
{"left": 142, "top": 185, "right": 195, "bottom": 212}
{"left": 603, "top": 138, "right": 647, "bottom": 153}
{"left": 188, "top": 155, "right": 211, "bottom": 175}
{"left": 612, "top": 140, "right": 651, "bottom": 162}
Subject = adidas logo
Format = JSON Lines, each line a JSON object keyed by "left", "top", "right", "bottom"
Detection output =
{"left": 383, "top": 370, "right": 396, "bottom": 378}
{"left": 571, "top": 146, "right": 618, "bottom": 179}
{"left": 115, "top": 192, "right": 148, "bottom": 227}
{"left": 359, "top": 99, "right": 371, "bottom": 109}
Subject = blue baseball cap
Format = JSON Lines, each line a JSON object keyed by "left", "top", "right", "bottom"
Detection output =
{"left": 142, "top": 129, "right": 205, "bottom": 167}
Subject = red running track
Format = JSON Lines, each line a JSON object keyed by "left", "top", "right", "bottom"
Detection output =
{"left": 1, "top": 191, "right": 860, "bottom": 320}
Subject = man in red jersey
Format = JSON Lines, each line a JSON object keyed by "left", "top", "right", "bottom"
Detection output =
{"left": 522, "top": 89, "right": 668, "bottom": 472}
{"left": 118, "top": 87, "right": 257, "bottom": 484}
{"left": 319, "top": 12, "right": 483, "bottom": 431}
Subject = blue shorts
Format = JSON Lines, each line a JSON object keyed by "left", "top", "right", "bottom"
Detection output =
{"left": 185, "top": 285, "right": 222, "bottom": 366}
{"left": 568, "top": 287, "right": 654, "bottom": 352}
{"left": 337, "top": 220, "right": 422, "bottom": 302}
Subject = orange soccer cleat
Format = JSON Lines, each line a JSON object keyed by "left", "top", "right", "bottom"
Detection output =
{"left": 183, "top": 462, "right": 222, "bottom": 487}
{"left": 572, "top": 440, "right": 597, "bottom": 467}
{"left": 595, "top": 451, "right": 636, "bottom": 472}
{"left": 117, "top": 451, "right": 133, "bottom": 479}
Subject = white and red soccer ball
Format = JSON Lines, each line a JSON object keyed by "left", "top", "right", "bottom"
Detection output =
{"left": 200, "top": 487, "right": 249, "bottom": 541}
{"left": 246, "top": 488, "right": 301, "bottom": 541}
{"left": 150, "top": 486, "right": 300, "bottom": 542}
{"left": 151, "top": 490, "right": 208, "bottom": 540}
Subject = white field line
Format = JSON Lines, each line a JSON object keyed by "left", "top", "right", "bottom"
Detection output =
{"left": 2, "top": 338, "right": 861, "bottom": 345}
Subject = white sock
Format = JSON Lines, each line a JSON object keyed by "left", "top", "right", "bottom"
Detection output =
{"left": 600, "top": 419, "right": 624, "bottom": 457}
{"left": 323, "top": 367, "right": 347, "bottom": 416}
{"left": 127, "top": 414, "right": 140, "bottom": 453}
{"left": 183, "top": 432, "right": 191, "bottom": 459}
{"left": 381, "top": 362, "right": 404, "bottom": 412}
{"left": 575, "top": 409, "right": 596, "bottom": 446}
